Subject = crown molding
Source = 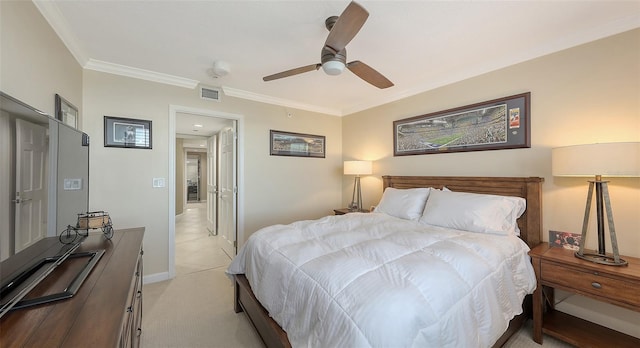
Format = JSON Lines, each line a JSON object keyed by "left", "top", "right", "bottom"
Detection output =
{"left": 222, "top": 87, "right": 342, "bottom": 116}
{"left": 84, "top": 59, "right": 199, "bottom": 89}
{"left": 33, "top": 0, "right": 89, "bottom": 66}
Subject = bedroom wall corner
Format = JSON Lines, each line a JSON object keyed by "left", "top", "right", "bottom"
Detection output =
{"left": 0, "top": 1, "right": 82, "bottom": 125}
{"left": 343, "top": 28, "right": 640, "bottom": 259}
{"left": 342, "top": 28, "right": 640, "bottom": 339}
{"left": 82, "top": 70, "right": 343, "bottom": 276}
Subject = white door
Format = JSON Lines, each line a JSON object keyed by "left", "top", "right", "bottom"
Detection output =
{"left": 219, "top": 125, "right": 237, "bottom": 257}
{"left": 206, "top": 135, "right": 217, "bottom": 235}
{"left": 15, "top": 119, "right": 47, "bottom": 252}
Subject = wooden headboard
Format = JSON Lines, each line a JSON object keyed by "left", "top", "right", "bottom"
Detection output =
{"left": 382, "top": 176, "right": 544, "bottom": 248}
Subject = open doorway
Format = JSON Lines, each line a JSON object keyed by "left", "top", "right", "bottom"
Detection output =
{"left": 186, "top": 152, "right": 203, "bottom": 202}
{"left": 168, "top": 105, "right": 243, "bottom": 280}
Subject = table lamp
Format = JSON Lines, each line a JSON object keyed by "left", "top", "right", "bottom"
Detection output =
{"left": 344, "top": 160, "right": 372, "bottom": 212}
{"left": 552, "top": 142, "right": 640, "bottom": 266}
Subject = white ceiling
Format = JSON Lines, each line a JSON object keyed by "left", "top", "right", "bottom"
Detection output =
{"left": 175, "top": 112, "right": 232, "bottom": 148}
{"left": 36, "top": 0, "right": 639, "bottom": 118}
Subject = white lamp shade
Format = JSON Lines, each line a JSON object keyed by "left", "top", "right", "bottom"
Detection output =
{"left": 344, "top": 160, "right": 372, "bottom": 175}
{"left": 552, "top": 142, "right": 640, "bottom": 177}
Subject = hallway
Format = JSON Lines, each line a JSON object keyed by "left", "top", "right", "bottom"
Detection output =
{"left": 174, "top": 202, "right": 231, "bottom": 276}
{"left": 141, "top": 202, "right": 262, "bottom": 347}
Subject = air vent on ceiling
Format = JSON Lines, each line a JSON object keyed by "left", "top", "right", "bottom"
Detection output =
{"left": 200, "top": 86, "right": 221, "bottom": 102}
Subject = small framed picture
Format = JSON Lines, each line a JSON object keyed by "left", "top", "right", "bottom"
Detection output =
{"left": 55, "top": 94, "right": 78, "bottom": 129}
{"left": 549, "top": 230, "right": 582, "bottom": 251}
{"left": 104, "top": 116, "right": 152, "bottom": 149}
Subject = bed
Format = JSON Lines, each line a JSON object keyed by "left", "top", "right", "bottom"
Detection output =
{"left": 228, "top": 176, "right": 543, "bottom": 347}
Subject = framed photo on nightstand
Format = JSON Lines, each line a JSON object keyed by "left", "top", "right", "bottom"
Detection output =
{"left": 549, "top": 230, "right": 581, "bottom": 251}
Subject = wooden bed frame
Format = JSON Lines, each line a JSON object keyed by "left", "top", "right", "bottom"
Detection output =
{"left": 234, "top": 176, "right": 544, "bottom": 348}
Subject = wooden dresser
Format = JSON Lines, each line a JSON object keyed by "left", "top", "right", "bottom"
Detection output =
{"left": 529, "top": 243, "right": 640, "bottom": 347}
{"left": 0, "top": 228, "right": 144, "bottom": 348}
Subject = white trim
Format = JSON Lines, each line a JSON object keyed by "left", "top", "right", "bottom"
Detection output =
{"left": 222, "top": 86, "right": 342, "bottom": 116}
{"left": 32, "top": 0, "right": 89, "bottom": 66}
{"left": 85, "top": 59, "right": 199, "bottom": 89}
{"left": 168, "top": 105, "right": 244, "bottom": 279}
{"left": 143, "top": 272, "right": 170, "bottom": 285}
{"left": 168, "top": 111, "right": 176, "bottom": 279}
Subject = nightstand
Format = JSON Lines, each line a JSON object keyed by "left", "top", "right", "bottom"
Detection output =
{"left": 333, "top": 208, "right": 370, "bottom": 215}
{"left": 528, "top": 243, "right": 640, "bottom": 347}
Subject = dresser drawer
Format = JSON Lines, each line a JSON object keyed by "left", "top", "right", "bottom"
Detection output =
{"left": 541, "top": 261, "right": 640, "bottom": 309}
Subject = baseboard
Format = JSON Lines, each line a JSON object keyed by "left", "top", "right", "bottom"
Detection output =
{"left": 143, "top": 271, "right": 170, "bottom": 284}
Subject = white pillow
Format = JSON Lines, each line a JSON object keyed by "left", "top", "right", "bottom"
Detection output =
{"left": 374, "top": 187, "right": 431, "bottom": 220}
{"left": 418, "top": 189, "right": 526, "bottom": 236}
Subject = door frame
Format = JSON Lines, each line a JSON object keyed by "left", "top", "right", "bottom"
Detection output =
{"left": 168, "top": 105, "right": 244, "bottom": 280}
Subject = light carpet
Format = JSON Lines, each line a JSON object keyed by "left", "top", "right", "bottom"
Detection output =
{"left": 141, "top": 265, "right": 572, "bottom": 348}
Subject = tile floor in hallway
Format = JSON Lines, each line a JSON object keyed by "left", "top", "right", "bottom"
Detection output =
{"left": 175, "top": 202, "right": 232, "bottom": 276}
{"left": 141, "top": 202, "right": 263, "bottom": 347}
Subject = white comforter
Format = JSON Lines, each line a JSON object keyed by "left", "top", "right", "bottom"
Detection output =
{"left": 227, "top": 213, "right": 536, "bottom": 348}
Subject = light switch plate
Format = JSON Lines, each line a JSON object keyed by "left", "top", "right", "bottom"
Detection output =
{"left": 153, "top": 178, "right": 166, "bottom": 188}
{"left": 63, "top": 178, "right": 82, "bottom": 190}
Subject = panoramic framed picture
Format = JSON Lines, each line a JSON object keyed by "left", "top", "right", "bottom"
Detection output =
{"left": 55, "top": 94, "right": 78, "bottom": 129}
{"left": 104, "top": 116, "right": 152, "bottom": 149}
{"left": 393, "top": 92, "right": 530, "bottom": 156}
{"left": 270, "top": 130, "right": 325, "bottom": 158}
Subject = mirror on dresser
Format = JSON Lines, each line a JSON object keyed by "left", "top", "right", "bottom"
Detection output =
{"left": 0, "top": 92, "right": 89, "bottom": 261}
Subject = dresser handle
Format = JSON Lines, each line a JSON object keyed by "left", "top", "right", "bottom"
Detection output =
{"left": 591, "top": 282, "right": 602, "bottom": 289}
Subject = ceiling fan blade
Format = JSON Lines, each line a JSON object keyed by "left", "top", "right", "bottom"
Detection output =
{"left": 324, "top": 1, "right": 369, "bottom": 54}
{"left": 347, "top": 61, "right": 394, "bottom": 89}
{"left": 263, "top": 64, "right": 321, "bottom": 82}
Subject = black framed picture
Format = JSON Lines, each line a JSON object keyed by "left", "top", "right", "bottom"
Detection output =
{"left": 270, "top": 130, "right": 325, "bottom": 158}
{"left": 55, "top": 94, "right": 78, "bottom": 129}
{"left": 104, "top": 116, "right": 152, "bottom": 149}
{"left": 393, "top": 92, "right": 531, "bottom": 156}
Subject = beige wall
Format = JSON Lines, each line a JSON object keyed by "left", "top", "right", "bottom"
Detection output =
{"left": 342, "top": 28, "right": 640, "bottom": 336}
{"left": 4, "top": 0, "right": 638, "bottom": 337}
{"left": 0, "top": 1, "right": 82, "bottom": 125}
{"left": 343, "top": 28, "right": 640, "bottom": 257}
{"left": 82, "top": 70, "right": 343, "bottom": 276}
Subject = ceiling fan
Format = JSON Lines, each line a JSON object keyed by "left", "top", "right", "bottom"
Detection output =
{"left": 263, "top": 1, "right": 394, "bottom": 89}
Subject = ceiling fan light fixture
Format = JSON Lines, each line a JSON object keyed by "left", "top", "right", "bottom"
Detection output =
{"left": 322, "top": 60, "right": 345, "bottom": 75}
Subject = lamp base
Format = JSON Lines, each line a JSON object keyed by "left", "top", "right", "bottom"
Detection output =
{"left": 575, "top": 252, "right": 628, "bottom": 266}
